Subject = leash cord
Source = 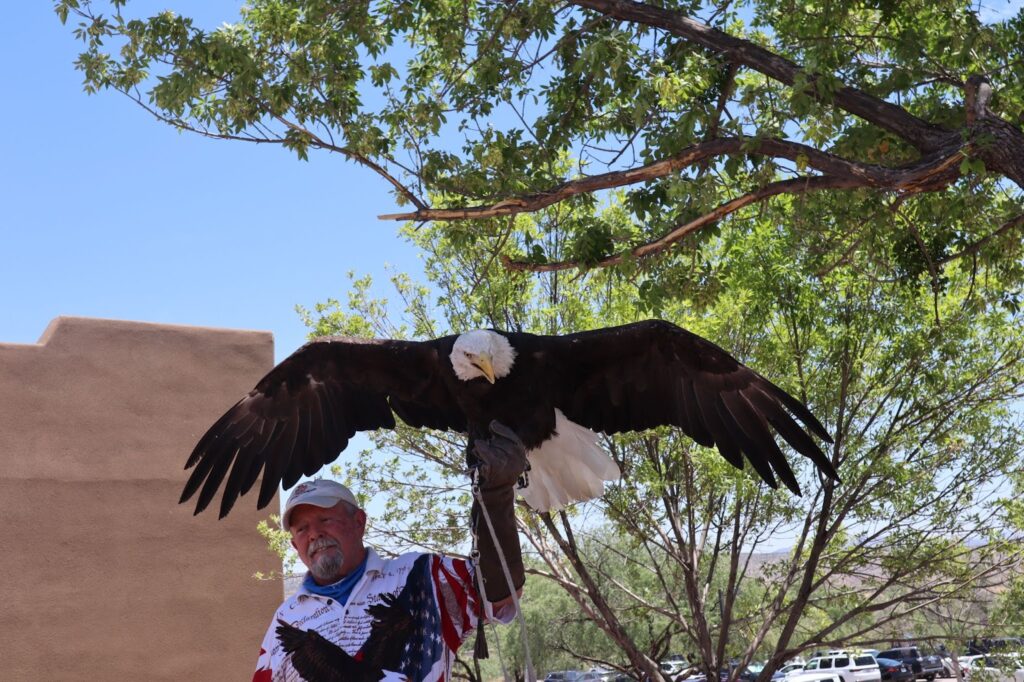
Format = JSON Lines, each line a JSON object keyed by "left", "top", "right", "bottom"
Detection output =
{"left": 471, "top": 469, "right": 536, "bottom": 682}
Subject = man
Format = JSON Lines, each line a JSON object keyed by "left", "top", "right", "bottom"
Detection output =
{"left": 253, "top": 421, "right": 527, "bottom": 682}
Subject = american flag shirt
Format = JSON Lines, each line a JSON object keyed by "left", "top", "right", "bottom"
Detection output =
{"left": 253, "top": 549, "right": 511, "bottom": 682}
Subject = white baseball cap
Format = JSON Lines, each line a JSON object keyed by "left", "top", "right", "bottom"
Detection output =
{"left": 281, "top": 479, "right": 360, "bottom": 530}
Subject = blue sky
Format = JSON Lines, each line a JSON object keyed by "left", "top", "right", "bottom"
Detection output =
{"left": 1, "top": 2, "right": 421, "bottom": 362}
{"left": 4, "top": 0, "right": 1023, "bottom": 357}
{"left": 0, "top": 2, "right": 432, "bottom": 535}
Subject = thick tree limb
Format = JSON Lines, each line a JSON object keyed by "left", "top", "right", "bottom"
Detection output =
{"left": 375, "top": 6, "right": 1022, "bottom": 232}
{"left": 963, "top": 77, "right": 1024, "bottom": 188}
{"left": 379, "top": 136, "right": 965, "bottom": 222}
{"left": 569, "top": 2, "right": 1024, "bottom": 190}
{"left": 503, "top": 175, "right": 864, "bottom": 272}
{"left": 380, "top": 138, "right": 838, "bottom": 221}
{"left": 569, "top": 0, "right": 951, "bottom": 152}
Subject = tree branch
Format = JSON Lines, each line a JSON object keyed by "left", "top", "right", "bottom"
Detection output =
{"left": 379, "top": 136, "right": 964, "bottom": 223}
{"left": 935, "top": 213, "right": 1024, "bottom": 266}
{"left": 504, "top": 175, "right": 863, "bottom": 272}
{"left": 568, "top": 0, "right": 951, "bottom": 152}
{"left": 271, "top": 115, "right": 428, "bottom": 211}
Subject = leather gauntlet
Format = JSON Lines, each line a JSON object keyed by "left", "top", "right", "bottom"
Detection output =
{"left": 470, "top": 420, "right": 527, "bottom": 602}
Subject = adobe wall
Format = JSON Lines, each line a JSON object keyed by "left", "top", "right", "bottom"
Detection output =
{"left": 0, "top": 317, "right": 282, "bottom": 680}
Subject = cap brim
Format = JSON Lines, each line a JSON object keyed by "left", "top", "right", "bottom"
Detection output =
{"left": 282, "top": 494, "right": 345, "bottom": 529}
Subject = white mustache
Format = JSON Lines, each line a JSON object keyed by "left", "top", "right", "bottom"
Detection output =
{"left": 309, "top": 538, "right": 339, "bottom": 556}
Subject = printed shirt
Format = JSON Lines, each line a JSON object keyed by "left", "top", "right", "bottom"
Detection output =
{"left": 253, "top": 549, "right": 510, "bottom": 682}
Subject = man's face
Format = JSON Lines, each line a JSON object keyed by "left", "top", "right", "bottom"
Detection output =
{"left": 289, "top": 502, "right": 367, "bottom": 585}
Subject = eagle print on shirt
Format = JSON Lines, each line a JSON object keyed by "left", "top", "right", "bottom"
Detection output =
{"left": 276, "top": 555, "right": 450, "bottom": 682}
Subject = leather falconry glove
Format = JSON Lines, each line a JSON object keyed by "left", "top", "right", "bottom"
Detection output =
{"left": 470, "top": 420, "right": 527, "bottom": 603}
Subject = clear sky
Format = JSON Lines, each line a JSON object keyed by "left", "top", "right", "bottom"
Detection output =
{"left": 1, "top": 2, "right": 422, "bottom": 363}
{"left": 4, "top": 0, "right": 1023, "bottom": 357}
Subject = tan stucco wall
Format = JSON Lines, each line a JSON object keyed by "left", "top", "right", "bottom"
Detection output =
{"left": 0, "top": 316, "right": 282, "bottom": 680}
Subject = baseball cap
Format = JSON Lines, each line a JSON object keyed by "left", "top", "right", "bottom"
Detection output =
{"left": 281, "top": 479, "right": 360, "bottom": 530}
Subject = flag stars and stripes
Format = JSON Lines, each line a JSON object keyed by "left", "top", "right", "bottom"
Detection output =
{"left": 391, "top": 557, "right": 445, "bottom": 680}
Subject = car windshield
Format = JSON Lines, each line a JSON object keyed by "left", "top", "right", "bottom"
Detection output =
{"left": 748, "top": 664, "right": 766, "bottom": 673}
{"left": 854, "top": 657, "right": 876, "bottom": 666}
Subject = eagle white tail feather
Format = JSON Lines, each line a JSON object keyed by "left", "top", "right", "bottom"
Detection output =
{"left": 518, "top": 409, "right": 621, "bottom": 511}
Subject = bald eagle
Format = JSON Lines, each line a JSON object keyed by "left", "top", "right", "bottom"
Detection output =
{"left": 181, "top": 320, "right": 837, "bottom": 518}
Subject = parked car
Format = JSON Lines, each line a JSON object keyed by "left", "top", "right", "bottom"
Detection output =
{"left": 942, "top": 653, "right": 990, "bottom": 679}
{"left": 962, "top": 655, "right": 1024, "bottom": 682}
{"left": 662, "top": 660, "right": 692, "bottom": 677}
{"left": 876, "top": 657, "right": 915, "bottom": 682}
{"left": 941, "top": 654, "right": 987, "bottom": 680}
{"left": 776, "top": 664, "right": 806, "bottom": 680}
{"left": 877, "top": 648, "right": 944, "bottom": 682}
{"left": 545, "top": 672, "right": 611, "bottom": 682}
{"left": 784, "top": 670, "right": 844, "bottom": 682}
{"left": 739, "top": 663, "right": 767, "bottom": 682}
{"left": 798, "top": 653, "right": 881, "bottom": 682}
{"left": 600, "top": 674, "right": 634, "bottom": 682}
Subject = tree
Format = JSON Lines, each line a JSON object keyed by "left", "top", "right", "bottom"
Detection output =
{"left": 282, "top": 197, "right": 1024, "bottom": 680}
{"left": 58, "top": 0, "right": 1024, "bottom": 279}
{"left": 514, "top": 226, "right": 1024, "bottom": 680}
{"left": 62, "top": 1, "right": 1024, "bottom": 675}
{"left": 991, "top": 572, "right": 1024, "bottom": 634}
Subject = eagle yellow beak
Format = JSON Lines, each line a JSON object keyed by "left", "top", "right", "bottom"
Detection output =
{"left": 474, "top": 353, "right": 496, "bottom": 384}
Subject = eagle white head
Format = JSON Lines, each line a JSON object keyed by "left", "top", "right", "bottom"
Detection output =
{"left": 450, "top": 330, "right": 517, "bottom": 384}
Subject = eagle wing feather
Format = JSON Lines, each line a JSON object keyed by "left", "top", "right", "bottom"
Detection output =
{"left": 181, "top": 336, "right": 464, "bottom": 518}
{"left": 539, "top": 319, "right": 837, "bottom": 495}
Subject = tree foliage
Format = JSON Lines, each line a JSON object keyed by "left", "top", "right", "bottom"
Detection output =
{"left": 278, "top": 198, "right": 1024, "bottom": 680}
{"left": 58, "top": 0, "right": 1024, "bottom": 280}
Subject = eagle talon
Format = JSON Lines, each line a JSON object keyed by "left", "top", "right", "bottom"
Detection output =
{"left": 516, "top": 461, "right": 531, "bottom": 490}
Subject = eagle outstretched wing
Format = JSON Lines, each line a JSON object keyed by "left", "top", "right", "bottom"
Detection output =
{"left": 533, "top": 320, "right": 837, "bottom": 494}
{"left": 180, "top": 337, "right": 466, "bottom": 518}
{"left": 184, "top": 319, "right": 837, "bottom": 518}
